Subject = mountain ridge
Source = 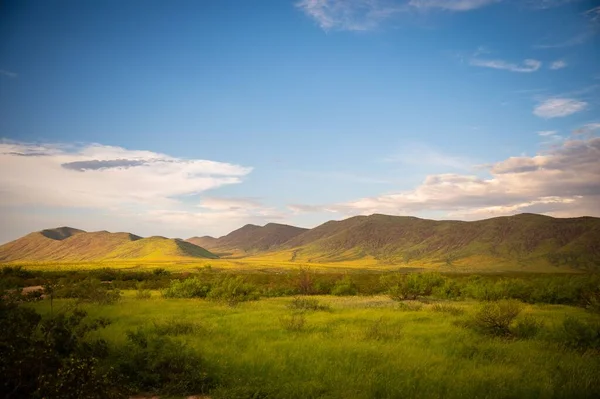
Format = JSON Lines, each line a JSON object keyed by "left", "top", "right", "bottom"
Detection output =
{"left": 2, "top": 213, "right": 599, "bottom": 271}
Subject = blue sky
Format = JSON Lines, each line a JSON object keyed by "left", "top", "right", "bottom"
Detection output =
{"left": 0, "top": 0, "right": 599, "bottom": 242}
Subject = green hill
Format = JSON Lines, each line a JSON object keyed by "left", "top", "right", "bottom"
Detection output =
{"left": 0, "top": 228, "right": 217, "bottom": 262}
{"left": 277, "top": 214, "right": 600, "bottom": 271}
{"left": 187, "top": 223, "right": 309, "bottom": 254}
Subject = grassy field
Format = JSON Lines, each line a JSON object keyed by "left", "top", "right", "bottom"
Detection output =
{"left": 31, "top": 293, "right": 600, "bottom": 399}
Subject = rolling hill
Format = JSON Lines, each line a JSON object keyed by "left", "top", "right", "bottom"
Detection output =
{"left": 186, "top": 223, "right": 309, "bottom": 254}
{"left": 2, "top": 214, "right": 599, "bottom": 271}
{"left": 0, "top": 227, "right": 218, "bottom": 262}
{"left": 274, "top": 214, "right": 600, "bottom": 271}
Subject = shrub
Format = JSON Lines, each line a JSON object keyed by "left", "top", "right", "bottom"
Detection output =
{"left": 280, "top": 312, "right": 306, "bottom": 332}
{"left": 55, "top": 278, "right": 121, "bottom": 305}
{"left": 0, "top": 298, "right": 118, "bottom": 398}
{"left": 381, "top": 272, "right": 445, "bottom": 301}
{"left": 511, "top": 315, "right": 543, "bottom": 339}
{"left": 114, "top": 328, "right": 212, "bottom": 395}
{"left": 135, "top": 284, "right": 152, "bottom": 300}
{"left": 162, "top": 277, "right": 211, "bottom": 298}
{"left": 432, "top": 279, "right": 462, "bottom": 300}
{"left": 153, "top": 268, "right": 170, "bottom": 277}
{"left": 557, "top": 316, "right": 600, "bottom": 352}
{"left": 331, "top": 276, "right": 358, "bottom": 296}
{"left": 295, "top": 266, "right": 315, "bottom": 295}
{"left": 430, "top": 303, "right": 464, "bottom": 316}
{"left": 472, "top": 299, "right": 523, "bottom": 336}
{"left": 287, "top": 297, "right": 330, "bottom": 311}
{"left": 207, "top": 275, "right": 260, "bottom": 306}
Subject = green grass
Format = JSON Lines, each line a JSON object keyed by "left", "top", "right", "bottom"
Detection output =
{"left": 31, "top": 294, "right": 600, "bottom": 398}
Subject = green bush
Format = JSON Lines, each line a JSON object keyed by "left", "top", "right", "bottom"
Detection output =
{"left": 55, "top": 278, "right": 121, "bottom": 304}
{"left": 331, "top": 276, "right": 358, "bottom": 296}
{"left": 161, "top": 277, "right": 211, "bottom": 298}
{"left": 207, "top": 275, "right": 260, "bottom": 306}
{"left": 511, "top": 315, "right": 543, "bottom": 339}
{"left": 557, "top": 316, "right": 600, "bottom": 352}
{"left": 114, "top": 328, "right": 212, "bottom": 395}
{"left": 287, "top": 297, "right": 330, "bottom": 311}
{"left": 280, "top": 312, "right": 306, "bottom": 332}
{"left": 471, "top": 299, "right": 523, "bottom": 336}
{"left": 381, "top": 272, "right": 445, "bottom": 301}
{"left": 0, "top": 298, "right": 118, "bottom": 398}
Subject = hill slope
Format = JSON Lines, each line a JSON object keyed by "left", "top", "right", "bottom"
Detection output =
{"left": 276, "top": 214, "right": 600, "bottom": 271}
{"left": 0, "top": 228, "right": 217, "bottom": 262}
{"left": 187, "top": 223, "right": 309, "bottom": 254}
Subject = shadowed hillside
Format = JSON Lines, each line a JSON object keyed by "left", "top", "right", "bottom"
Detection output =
{"left": 276, "top": 214, "right": 600, "bottom": 271}
{"left": 187, "top": 223, "right": 309, "bottom": 254}
{"left": 0, "top": 228, "right": 217, "bottom": 262}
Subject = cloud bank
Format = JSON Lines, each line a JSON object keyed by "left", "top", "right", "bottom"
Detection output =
{"left": 290, "top": 136, "right": 600, "bottom": 219}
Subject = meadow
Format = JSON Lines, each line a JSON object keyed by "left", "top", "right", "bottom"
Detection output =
{"left": 29, "top": 292, "right": 600, "bottom": 399}
{"left": 3, "top": 266, "right": 600, "bottom": 398}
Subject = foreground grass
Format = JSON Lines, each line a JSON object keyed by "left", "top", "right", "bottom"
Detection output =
{"left": 33, "top": 294, "right": 600, "bottom": 399}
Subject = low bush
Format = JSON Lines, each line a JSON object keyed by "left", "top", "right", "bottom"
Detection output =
{"left": 471, "top": 299, "right": 523, "bottom": 336}
{"left": 556, "top": 316, "right": 600, "bottom": 352}
{"left": 381, "top": 272, "right": 445, "bottom": 301}
{"left": 287, "top": 297, "right": 330, "bottom": 311}
{"left": 0, "top": 298, "right": 119, "bottom": 398}
{"left": 161, "top": 277, "right": 211, "bottom": 298}
{"left": 331, "top": 276, "right": 358, "bottom": 296}
{"left": 511, "top": 315, "right": 543, "bottom": 339}
{"left": 280, "top": 312, "right": 306, "bottom": 332}
{"left": 55, "top": 278, "right": 121, "bottom": 305}
{"left": 114, "top": 328, "right": 212, "bottom": 396}
{"left": 207, "top": 275, "right": 259, "bottom": 306}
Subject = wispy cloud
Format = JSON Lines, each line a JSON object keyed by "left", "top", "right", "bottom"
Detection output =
{"left": 470, "top": 58, "right": 542, "bottom": 73}
{"left": 409, "top": 0, "right": 501, "bottom": 11}
{"left": 573, "top": 122, "right": 600, "bottom": 136}
{"left": 295, "top": 0, "right": 406, "bottom": 31}
{"left": 290, "top": 137, "right": 600, "bottom": 219}
{"left": 533, "top": 98, "right": 588, "bottom": 118}
{"left": 0, "top": 69, "right": 17, "bottom": 79}
{"left": 383, "top": 144, "right": 473, "bottom": 170}
{"left": 296, "top": 0, "right": 502, "bottom": 31}
{"left": 537, "top": 130, "right": 558, "bottom": 136}
{"left": 550, "top": 60, "right": 567, "bottom": 70}
{"left": 535, "top": 5, "right": 599, "bottom": 48}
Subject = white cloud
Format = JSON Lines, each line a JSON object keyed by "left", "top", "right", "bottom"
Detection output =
{"left": 470, "top": 58, "right": 542, "bottom": 73}
{"left": 296, "top": 0, "right": 502, "bottom": 31}
{"left": 295, "top": 0, "right": 405, "bottom": 31}
{"left": 0, "top": 141, "right": 252, "bottom": 209}
{"left": 573, "top": 123, "right": 600, "bottom": 135}
{"left": 0, "top": 69, "right": 17, "bottom": 78}
{"left": 537, "top": 130, "right": 558, "bottom": 136}
{"left": 550, "top": 60, "right": 567, "bottom": 70}
{"left": 409, "top": 0, "right": 501, "bottom": 11}
{"left": 533, "top": 98, "right": 588, "bottom": 118}
{"left": 198, "top": 197, "right": 264, "bottom": 211}
{"left": 291, "top": 137, "right": 600, "bottom": 219}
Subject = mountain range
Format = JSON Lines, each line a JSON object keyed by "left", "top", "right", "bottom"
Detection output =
{"left": 1, "top": 213, "right": 599, "bottom": 271}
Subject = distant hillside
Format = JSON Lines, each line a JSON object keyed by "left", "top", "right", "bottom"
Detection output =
{"left": 187, "top": 236, "right": 218, "bottom": 249}
{"left": 0, "top": 228, "right": 218, "bottom": 262}
{"left": 278, "top": 214, "right": 600, "bottom": 271}
{"left": 186, "top": 223, "right": 308, "bottom": 254}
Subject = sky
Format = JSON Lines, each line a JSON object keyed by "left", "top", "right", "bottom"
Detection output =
{"left": 0, "top": 0, "right": 599, "bottom": 243}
